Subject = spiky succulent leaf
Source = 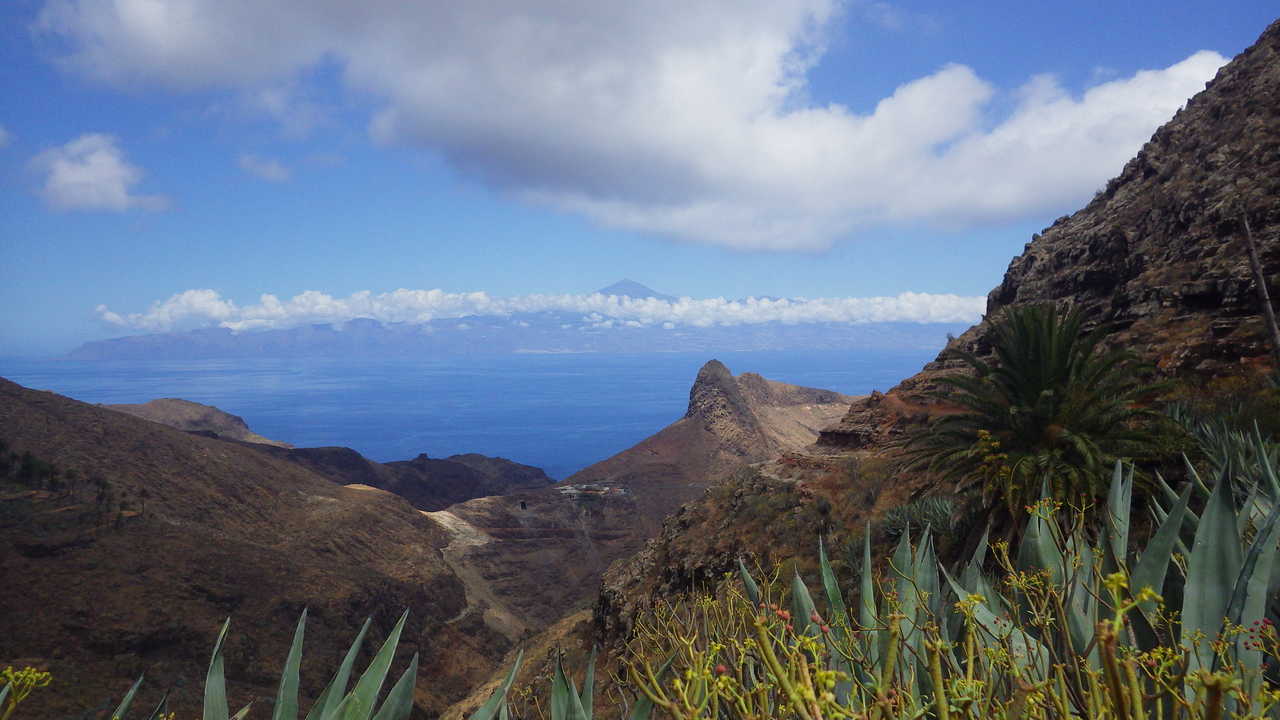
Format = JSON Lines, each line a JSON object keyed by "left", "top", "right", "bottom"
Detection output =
{"left": 371, "top": 653, "right": 418, "bottom": 720}
{"left": 273, "top": 609, "right": 307, "bottom": 720}
{"left": 737, "top": 558, "right": 761, "bottom": 609}
{"left": 1105, "top": 460, "right": 1132, "bottom": 572}
{"left": 858, "top": 526, "right": 879, "bottom": 668}
{"left": 468, "top": 649, "right": 523, "bottom": 720}
{"left": 791, "top": 571, "right": 818, "bottom": 636}
{"left": 144, "top": 691, "right": 171, "bottom": 720}
{"left": 304, "top": 619, "right": 371, "bottom": 720}
{"left": 818, "top": 537, "right": 848, "bottom": 630}
{"left": 336, "top": 610, "right": 409, "bottom": 720}
{"left": 942, "top": 567, "right": 1047, "bottom": 679}
{"left": 1133, "top": 483, "right": 1192, "bottom": 619}
{"left": 1182, "top": 471, "right": 1243, "bottom": 676}
{"left": 1223, "top": 502, "right": 1280, "bottom": 672}
{"left": 111, "top": 675, "right": 144, "bottom": 720}
{"left": 205, "top": 619, "right": 232, "bottom": 720}
{"left": 551, "top": 655, "right": 588, "bottom": 720}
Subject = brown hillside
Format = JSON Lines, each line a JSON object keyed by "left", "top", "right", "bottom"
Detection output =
{"left": 104, "top": 397, "right": 292, "bottom": 447}
{"left": 0, "top": 377, "right": 510, "bottom": 718}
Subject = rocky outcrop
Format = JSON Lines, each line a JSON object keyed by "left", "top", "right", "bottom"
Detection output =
{"left": 569, "top": 359, "right": 856, "bottom": 527}
{"left": 104, "top": 398, "right": 291, "bottom": 447}
{"left": 821, "top": 17, "right": 1280, "bottom": 449}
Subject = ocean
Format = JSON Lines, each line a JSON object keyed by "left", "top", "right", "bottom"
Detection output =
{"left": 0, "top": 350, "right": 936, "bottom": 479}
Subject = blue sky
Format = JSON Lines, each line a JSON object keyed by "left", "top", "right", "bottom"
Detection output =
{"left": 1, "top": 1, "right": 1275, "bottom": 355}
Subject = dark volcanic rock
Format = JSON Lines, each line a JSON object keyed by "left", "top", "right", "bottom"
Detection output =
{"left": 821, "top": 18, "right": 1280, "bottom": 448}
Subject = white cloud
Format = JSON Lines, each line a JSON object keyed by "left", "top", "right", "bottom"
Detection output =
{"left": 98, "top": 288, "right": 986, "bottom": 333}
{"left": 237, "top": 153, "right": 291, "bottom": 182}
{"left": 35, "top": 2, "right": 1227, "bottom": 248}
{"left": 0, "top": 125, "right": 11, "bottom": 148}
{"left": 30, "top": 133, "right": 167, "bottom": 211}
{"left": 95, "top": 289, "right": 235, "bottom": 331}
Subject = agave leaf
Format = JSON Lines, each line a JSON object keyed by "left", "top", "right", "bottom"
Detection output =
{"left": 942, "top": 566, "right": 1047, "bottom": 679}
{"left": 499, "top": 703, "right": 509, "bottom": 720}
{"left": 737, "top": 558, "right": 761, "bottom": 609}
{"left": 1257, "top": 423, "right": 1280, "bottom": 498}
{"left": 112, "top": 674, "right": 145, "bottom": 720}
{"left": 1018, "top": 481, "right": 1064, "bottom": 583}
{"left": 790, "top": 570, "right": 819, "bottom": 636}
{"left": 551, "top": 654, "right": 588, "bottom": 720}
{"left": 1133, "top": 483, "right": 1192, "bottom": 619}
{"left": 818, "top": 537, "right": 849, "bottom": 631}
{"left": 858, "top": 525, "right": 879, "bottom": 667}
{"left": 0, "top": 683, "right": 9, "bottom": 711}
{"left": 818, "top": 536, "right": 854, "bottom": 703}
{"left": 304, "top": 619, "right": 371, "bottom": 720}
{"left": 960, "top": 525, "right": 990, "bottom": 591}
{"left": 579, "top": 646, "right": 597, "bottom": 720}
{"left": 1185, "top": 454, "right": 1212, "bottom": 496}
{"left": 1182, "top": 471, "right": 1243, "bottom": 676}
{"left": 1222, "top": 502, "right": 1280, "bottom": 672}
{"left": 890, "top": 526, "right": 918, "bottom": 650}
{"left": 1239, "top": 483, "right": 1263, "bottom": 538}
{"left": 337, "top": 610, "right": 409, "bottom": 720}
{"left": 371, "top": 653, "right": 419, "bottom": 720}
{"left": 205, "top": 618, "right": 232, "bottom": 720}
{"left": 468, "top": 649, "right": 524, "bottom": 720}
{"left": 232, "top": 702, "right": 254, "bottom": 720}
{"left": 1105, "top": 460, "right": 1132, "bottom": 572}
{"left": 144, "top": 691, "right": 171, "bottom": 720}
{"left": 914, "top": 527, "right": 941, "bottom": 619}
{"left": 1062, "top": 537, "right": 1099, "bottom": 667}
{"left": 273, "top": 609, "right": 308, "bottom": 720}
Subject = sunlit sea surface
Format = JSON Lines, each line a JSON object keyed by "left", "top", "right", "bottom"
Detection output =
{"left": 0, "top": 350, "right": 937, "bottom": 479}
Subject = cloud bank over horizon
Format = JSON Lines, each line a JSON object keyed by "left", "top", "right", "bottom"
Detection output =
{"left": 36, "top": 1, "right": 1227, "bottom": 249}
{"left": 96, "top": 288, "right": 987, "bottom": 334}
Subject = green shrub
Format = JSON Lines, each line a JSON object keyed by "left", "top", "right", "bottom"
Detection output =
{"left": 906, "top": 303, "right": 1164, "bottom": 517}
{"left": 878, "top": 495, "right": 956, "bottom": 538}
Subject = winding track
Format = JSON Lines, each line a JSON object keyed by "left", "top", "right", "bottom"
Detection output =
{"left": 422, "top": 509, "right": 527, "bottom": 641}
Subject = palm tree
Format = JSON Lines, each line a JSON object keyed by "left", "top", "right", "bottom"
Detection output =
{"left": 907, "top": 303, "right": 1162, "bottom": 515}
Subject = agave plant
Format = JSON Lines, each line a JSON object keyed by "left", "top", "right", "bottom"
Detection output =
{"left": 615, "top": 436, "right": 1280, "bottom": 718}
{"left": 96, "top": 609, "right": 419, "bottom": 720}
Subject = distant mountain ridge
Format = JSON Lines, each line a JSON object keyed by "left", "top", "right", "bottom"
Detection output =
{"left": 68, "top": 312, "right": 965, "bottom": 361}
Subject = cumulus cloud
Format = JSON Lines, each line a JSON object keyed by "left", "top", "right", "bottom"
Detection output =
{"left": 35, "top": 1, "right": 1227, "bottom": 248}
{"left": 237, "top": 153, "right": 291, "bottom": 182}
{"left": 97, "top": 288, "right": 985, "bottom": 333}
{"left": 30, "top": 133, "right": 167, "bottom": 211}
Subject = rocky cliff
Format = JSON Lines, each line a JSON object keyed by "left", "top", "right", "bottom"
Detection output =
{"left": 821, "top": 17, "right": 1280, "bottom": 449}
{"left": 568, "top": 360, "right": 855, "bottom": 528}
